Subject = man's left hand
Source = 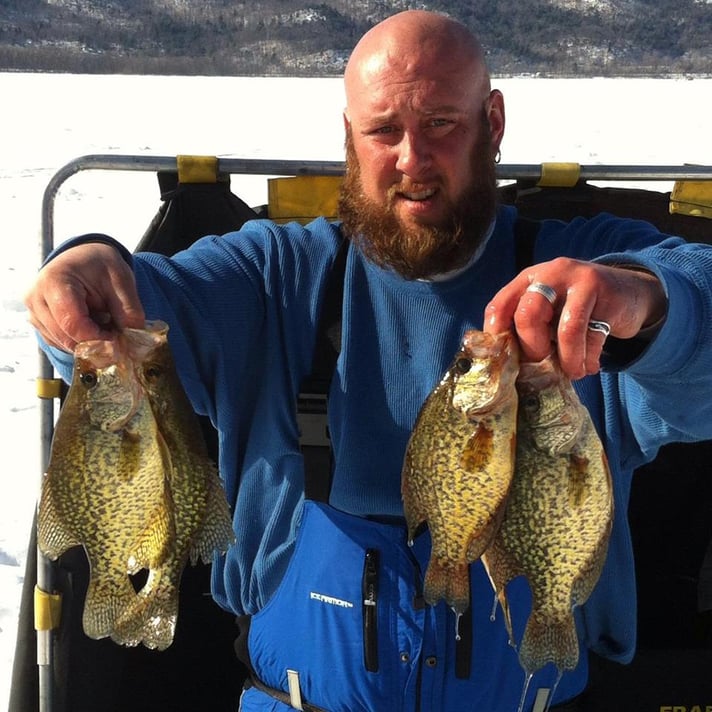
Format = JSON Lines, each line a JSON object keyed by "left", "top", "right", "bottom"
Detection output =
{"left": 484, "top": 258, "right": 667, "bottom": 379}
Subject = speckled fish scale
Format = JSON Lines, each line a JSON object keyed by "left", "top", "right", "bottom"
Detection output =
{"left": 38, "top": 321, "right": 234, "bottom": 650}
{"left": 402, "top": 330, "right": 519, "bottom": 614}
{"left": 482, "top": 354, "right": 613, "bottom": 679}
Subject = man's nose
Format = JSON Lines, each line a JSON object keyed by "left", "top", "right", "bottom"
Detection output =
{"left": 395, "top": 131, "right": 432, "bottom": 176}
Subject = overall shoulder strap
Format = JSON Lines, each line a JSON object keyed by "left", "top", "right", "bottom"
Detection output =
{"left": 298, "top": 237, "right": 349, "bottom": 502}
{"left": 304, "top": 237, "right": 349, "bottom": 394}
{"left": 456, "top": 215, "right": 541, "bottom": 680}
{"left": 514, "top": 216, "right": 541, "bottom": 273}
{"left": 299, "top": 217, "right": 541, "bottom": 503}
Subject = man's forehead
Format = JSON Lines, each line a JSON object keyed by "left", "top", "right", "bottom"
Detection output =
{"left": 348, "top": 67, "right": 483, "bottom": 124}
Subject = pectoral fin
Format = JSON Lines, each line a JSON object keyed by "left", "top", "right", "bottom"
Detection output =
{"left": 460, "top": 424, "right": 494, "bottom": 472}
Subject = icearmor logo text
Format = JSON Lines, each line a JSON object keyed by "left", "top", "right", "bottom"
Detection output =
{"left": 309, "top": 591, "right": 354, "bottom": 608}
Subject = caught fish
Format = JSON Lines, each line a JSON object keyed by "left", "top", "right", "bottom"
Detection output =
{"left": 482, "top": 354, "right": 613, "bottom": 680}
{"left": 402, "top": 330, "right": 519, "bottom": 614}
{"left": 38, "top": 321, "right": 234, "bottom": 650}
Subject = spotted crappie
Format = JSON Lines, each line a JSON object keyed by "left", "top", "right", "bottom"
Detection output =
{"left": 38, "top": 321, "right": 234, "bottom": 650}
{"left": 402, "top": 330, "right": 519, "bottom": 614}
{"left": 113, "top": 321, "right": 235, "bottom": 648}
{"left": 482, "top": 354, "right": 613, "bottom": 677}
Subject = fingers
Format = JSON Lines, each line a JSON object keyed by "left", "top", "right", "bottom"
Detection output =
{"left": 24, "top": 243, "right": 145, "bottom": 353}
{"left": 485, "top": 258, "right": 658, "bottom": 379}
{"left": 509, "top": 280, "right": 558, "bottom": 363}
{"left": 26, "top": 277, "right": 98, "bottom": 352}
{"left": 555, "top": 283, "right": 604, "bottom": 378}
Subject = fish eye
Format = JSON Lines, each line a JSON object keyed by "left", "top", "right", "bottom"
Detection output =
{"left": 522, "top": 394, "right": 540, "bottom": 412}
{"left": 79, "top": 370, "right": 97, "bottom": 389}
{"left": 454, "top": 357, "right": 472, "bottom": 375}
{"left": 143, "top": 364, "right": 162, "bottom": 382}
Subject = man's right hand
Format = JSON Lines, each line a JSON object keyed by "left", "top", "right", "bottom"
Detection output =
{"left": 24, "top": 242, "right": 146, "bottom": 352}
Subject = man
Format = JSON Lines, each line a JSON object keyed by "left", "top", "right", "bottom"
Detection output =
{"left": 25, "top": 10, "right": 712, "bottom": 712}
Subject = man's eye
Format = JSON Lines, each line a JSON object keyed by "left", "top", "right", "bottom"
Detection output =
{"left": 427, "top": 118, "right": 455, "bottom": 132}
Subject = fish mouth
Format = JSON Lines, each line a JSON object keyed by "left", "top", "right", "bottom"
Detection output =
{"left": 90, "top": 397, "right": 143, "bottom": 432}
{"left": 453, "top": 375, "right": 516, "bottom": 415}
{"left": 85, "top": 364, "right": 145, "bottom": 431}
{"left": 528, "top": 412, "right": 586, "bottom": 455}
{"left": 457, "top": 391, "right": 508, "bottom": 417}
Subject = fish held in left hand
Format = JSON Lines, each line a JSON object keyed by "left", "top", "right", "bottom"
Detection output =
{"left": 37, "top": 321, "right": 234, "bottom": 650}
{"left": 482, "top": 354, "right": 613, "bottom": 677}
{"left": 401, "top": 330, "right": 519, "bottom": 614}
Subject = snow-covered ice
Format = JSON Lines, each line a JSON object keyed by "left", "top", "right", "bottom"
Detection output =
{"left": 1, "top": 71, "right": 710, "bottom": 710}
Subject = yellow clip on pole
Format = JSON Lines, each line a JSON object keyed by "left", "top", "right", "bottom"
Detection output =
{"left": 176, "top": 155, "right": 219, "bottom": 184}
{"left": 36, "top": 378, "right": 63, "bottom": 400}
{"left": 34, "top": 585, "right": 62, "bottom": 631}
{"left": 537, "top": 162, "right": 581, "bottom": 188}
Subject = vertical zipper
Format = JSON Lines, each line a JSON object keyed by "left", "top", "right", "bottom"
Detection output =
{"left": 362, "top": 548, "right": 379, "bottom": 672}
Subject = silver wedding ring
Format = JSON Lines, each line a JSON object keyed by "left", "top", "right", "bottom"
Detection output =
{"left": 525, "top": 282, "right": 557, "bottom": 306}
{"left": 587, "top": 320, "right": 611, "bottom": 338}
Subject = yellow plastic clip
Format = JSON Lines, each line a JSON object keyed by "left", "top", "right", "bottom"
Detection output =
{"left": 537, "top": 162, "right": 581, "bottom": 188}
{"left": 268, "top": 175, "right": 343, "bottom": 224}
{"left": 176, "top": 155, "right": 219, "bottom": 184}
{"left": 670, "top": 181, "right": 712, "bottom": 220}
{"left": 36, "top": 377, "right": 63, "bottom": 400}
{"left": 34, "top": 585, "right": 62, "bottom": 631}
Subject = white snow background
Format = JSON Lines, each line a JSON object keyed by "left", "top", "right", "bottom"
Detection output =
{"left": 1, "top": 72, "right": 711, "bottom": 711}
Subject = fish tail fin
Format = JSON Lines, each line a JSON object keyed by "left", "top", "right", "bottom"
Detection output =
{"left": 424, "top": 557, "right": 470, "bottom": 614}
{"left": 113, "top": 596, "right": 177, "bottom": 651}
{"left": 83, "top": 576, "right": 137, "bottom": 641}
{"left": 519, "top": 608, "right": 580, "bottom": 676}
{"left": 190, "top": 475, "right": 235, "bottom": 565}
{"left": 113, "top": 568, "right": 178, "bottom": 650}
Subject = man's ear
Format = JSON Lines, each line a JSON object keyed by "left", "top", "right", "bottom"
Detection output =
{"left": 486, "top": 89, "right": 506, "bottom": 154}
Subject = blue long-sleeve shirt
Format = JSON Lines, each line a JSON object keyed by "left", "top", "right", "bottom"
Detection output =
{"left": 46, "top": 204, "right": 712, "bottom": 664}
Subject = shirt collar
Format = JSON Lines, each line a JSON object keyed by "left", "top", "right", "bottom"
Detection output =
{"left": 418, "top": 218, "right": 496, "bottom": 282}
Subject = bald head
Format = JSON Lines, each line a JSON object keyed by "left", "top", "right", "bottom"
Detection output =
{"left": 338, "top": 9, "right": 505, "bottom": 279}
{"left": 345, "top": 11, "right": 491, "bottom": 115}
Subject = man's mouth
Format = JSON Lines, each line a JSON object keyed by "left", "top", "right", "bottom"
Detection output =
{"left": 398, "top": 187, "right": 437, "bottom": 201}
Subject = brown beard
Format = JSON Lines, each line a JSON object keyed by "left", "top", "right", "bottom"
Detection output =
{"left": 338, "top": 129, "right": 498, "bottom": 280}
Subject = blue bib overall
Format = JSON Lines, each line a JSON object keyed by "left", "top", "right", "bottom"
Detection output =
{"left": 238, "top": 501, "right": 588, "bottom": 712}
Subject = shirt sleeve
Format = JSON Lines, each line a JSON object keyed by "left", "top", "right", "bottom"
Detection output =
{"left": 535, "top": 213, "right": 712, "bottom": 465}
{"left": 597, "top": 239, "right": 712, "bottom": 463}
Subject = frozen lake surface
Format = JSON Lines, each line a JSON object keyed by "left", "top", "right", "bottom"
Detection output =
{"left": 1, "top": 71, "right": 711, "bottom": 710}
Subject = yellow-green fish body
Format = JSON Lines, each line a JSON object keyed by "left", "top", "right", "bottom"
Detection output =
{"left": 38, "top": 322, "right": 234, "bottom": 650}
{"left": 113, "top": 322, "right": 235, "bottom": 648}
{"left": 402, "top": 330, "right": 519, "bottom": 614}
{"left": 483, "top": 355, "right": 613, "bottom": 675}
{"left": 38, "top": 330, "right": 173, "bottom": 644}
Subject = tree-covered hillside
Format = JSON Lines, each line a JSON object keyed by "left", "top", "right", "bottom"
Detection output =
{"left": 0, "top": 0, "right": 710, "bottom": 76}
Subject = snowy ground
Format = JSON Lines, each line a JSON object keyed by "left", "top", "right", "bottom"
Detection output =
{"left": 1, "top": 71, "right": 711, "bottom": 711}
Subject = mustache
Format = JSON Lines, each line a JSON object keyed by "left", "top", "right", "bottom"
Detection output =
{"left": 389, "top": 180, "right": 440, "bottom": 196}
